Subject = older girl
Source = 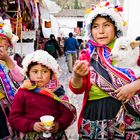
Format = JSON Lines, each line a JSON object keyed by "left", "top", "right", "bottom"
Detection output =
{"left": 69, "top": 1, "right": 140, "bottom": 139}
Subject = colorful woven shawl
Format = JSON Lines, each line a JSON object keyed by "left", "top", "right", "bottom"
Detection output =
{"left": 22, "top": 80, "right": 77, "bottom": 125}
{"left": 0, "top": 64, "right": 14, "bottom": 103}
{"left": 85, "top": 39, "right": 140, "bottom": 115}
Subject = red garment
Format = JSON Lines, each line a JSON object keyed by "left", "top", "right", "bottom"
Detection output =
{"left": 69, "top": 50, "right": 91, "bottom": 133}
{"left": 69, "top": 49, "right": 140, "bottom": 133}
{"left": 69, "top": 76, "right": 91, "bottom": 133}
{"left": 9, "top": 88, "right": 73, "bottom": 133}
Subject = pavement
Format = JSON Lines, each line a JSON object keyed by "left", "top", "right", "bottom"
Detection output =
{"left": 57, "top": 56, "right": 84, "bottom": 140}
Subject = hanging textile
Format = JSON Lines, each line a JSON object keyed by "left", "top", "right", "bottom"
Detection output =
{"left": 22, "top": 0, "right": 34, "bottom": 30}
{"left": 10, "top": 15, "right": 22, "bottom": 37}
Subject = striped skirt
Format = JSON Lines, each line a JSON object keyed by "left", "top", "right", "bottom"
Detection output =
{"left": 79, "top": 97, "right": 140, "bottom": 140}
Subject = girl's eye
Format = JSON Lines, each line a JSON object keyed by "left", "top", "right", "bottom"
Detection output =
{"left": 33, "top": 71, "right": 38, "bottom": 74}
{"left": 92, "top": 25, "right": 98, "bottom": 29}
{"left": 30, "top": 70, "right": 38, "bottom": 74}
{"left": 104, "top": 24, "right": 110, "bottom": 27}
{"left": 43, "top": 70, "right": 47, "bottom": 73}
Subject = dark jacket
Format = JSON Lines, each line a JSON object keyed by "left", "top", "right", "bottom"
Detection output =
{"left": 44, "top": 39, "right": 61, "bottom": 59}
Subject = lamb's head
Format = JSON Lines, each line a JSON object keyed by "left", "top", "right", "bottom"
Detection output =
{"left": 110, "top": 36, "right": 140, "bottom": 67}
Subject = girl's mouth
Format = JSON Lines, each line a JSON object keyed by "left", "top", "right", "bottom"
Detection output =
{"left": 98, "top": 37, "right": 107, "bottom": 40}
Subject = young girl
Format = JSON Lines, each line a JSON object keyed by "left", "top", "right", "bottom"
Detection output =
{"left": 69, "top": 1, "right": 140, "bottom": 140}
{"left": 9, "top": 50, "right": 76, "bottom": 140}
{"left": 0, "top": 17, "right": 24, "bottom": 139}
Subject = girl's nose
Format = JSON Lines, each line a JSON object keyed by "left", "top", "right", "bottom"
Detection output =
{"left": 99, "top": 26, "right": 104, "bottom": 33}
{"left": 38, "top": 72, "right": 43, "bottom": 78}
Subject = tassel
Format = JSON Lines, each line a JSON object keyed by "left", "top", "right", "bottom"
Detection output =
{"left": 116, "top": 104, "right": 126, "bottom": 133}
{"left": 117, "top": 6, "right": 123, "bottom": 12}
{"left": 105, "top": 2, "right": 110, "bottom": 6}
{"left": 119, "top": 123, "right": 126, "bottom": 134}
{"left": 114, "top": 6, "right": 123, "bottom": 12}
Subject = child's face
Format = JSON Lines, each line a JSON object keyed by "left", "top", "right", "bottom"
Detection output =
{"left": 29, "top": 64, "right": 51, "bottom": 88}
{"left": 0, "top": 36, "right": 10, "bottom": 51}
{"left": 91, "top": 16, "right": 116, "bottom": 45}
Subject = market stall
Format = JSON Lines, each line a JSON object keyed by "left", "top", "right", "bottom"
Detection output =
{"left": 0, "top": 0, "right": 61, "bottom": 56}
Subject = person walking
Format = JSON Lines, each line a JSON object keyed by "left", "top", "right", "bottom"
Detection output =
{"left": 64, "top": 32, "right": 79, "bottom": 73}
{"left": 44, "top": 34, "right": 62, "bottom": 59}
{"left": 69, "top": 1, "right": 140, "bottom": 139}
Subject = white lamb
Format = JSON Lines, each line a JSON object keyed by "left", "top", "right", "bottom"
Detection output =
{"left": 110, "top": 36, "right": 140, "bottom": 78}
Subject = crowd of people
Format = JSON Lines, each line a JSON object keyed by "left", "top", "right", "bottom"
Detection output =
{"left": 0, "top": 0, "right": 140, "bottom": 140}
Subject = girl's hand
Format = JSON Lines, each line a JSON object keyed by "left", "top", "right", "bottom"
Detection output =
{"left": 50, "top": 122, "right": 59, "bottom": 133}
{"left": 21, "top": 79, "right": 32, "bottom": 89}
{"left": 115, "top": 82, "right": 138, "bottom": 103}
{"left": 21, "top": 79, "right": 37, "bottom": 90}
{"left": 71, "top": 60, "right": 89, "bottom": 88}
{"left": 73, "top": 60, "right": 89, "bottom": 78}
{"left": 33, "top": 122, "right": 46, "bottom": 132}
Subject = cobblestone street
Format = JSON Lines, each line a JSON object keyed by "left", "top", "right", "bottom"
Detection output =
{"left": 57, "top": 56, "right": 84, "bottom": 140}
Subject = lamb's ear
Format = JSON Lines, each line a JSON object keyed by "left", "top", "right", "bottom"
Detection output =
{"left": 130, "top": 41, "right": 140, "bottom": 49}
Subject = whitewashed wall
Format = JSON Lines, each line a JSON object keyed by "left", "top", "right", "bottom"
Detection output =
{"left": 56, "top": 17, "right": 84, "bottom": 37}
{"left": 14, "top": 31, "right": 36, "bottom": 56}
{"left": 123, "top": 0, "right": 140, "bottom": 39}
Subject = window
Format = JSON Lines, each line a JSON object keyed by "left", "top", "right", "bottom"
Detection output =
{"left": 77, "top": 21, "right": 83, "bottom": 28}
